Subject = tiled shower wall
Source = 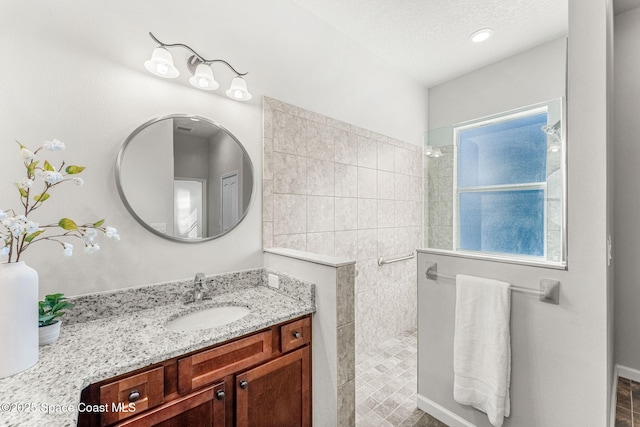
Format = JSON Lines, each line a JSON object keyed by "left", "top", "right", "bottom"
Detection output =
{"left": 425, "top": 145, "right": 454, "bottom": 250}
{"left": 262, "top": 97, "right": 422, "bottom": 351}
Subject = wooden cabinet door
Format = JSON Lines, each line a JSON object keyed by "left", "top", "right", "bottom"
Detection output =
{"left": 236, "top": 347, "right": 310, "bottom": 427}
{"left": 114, "top": 383, "right": 225, "bottom": 427}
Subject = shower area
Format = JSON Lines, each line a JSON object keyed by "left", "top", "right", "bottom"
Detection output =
{"left": 262, "top": 97, "right": 425, "bottom": 425}
{"left": 423, "top": 98, "right": 565, "bottom": 264}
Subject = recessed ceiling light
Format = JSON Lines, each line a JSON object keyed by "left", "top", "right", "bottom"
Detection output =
{"left": 469, "top": 28, "right": 494, "bottom": 43}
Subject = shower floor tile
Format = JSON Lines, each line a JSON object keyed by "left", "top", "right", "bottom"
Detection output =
{"left": 355, "top": 329, "right": 448, "bottom": 427}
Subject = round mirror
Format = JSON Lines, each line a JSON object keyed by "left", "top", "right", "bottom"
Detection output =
{"left": 116, "top": 114, "right": 254, "bottom": 242}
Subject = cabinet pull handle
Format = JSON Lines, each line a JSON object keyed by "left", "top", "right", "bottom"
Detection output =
{"left": 293, "top": 331, "right": 302, "bottom": 339}
{"left": 216, "top": 390, "right": 225, "bottom": 400}
{"left": 239, "top": 380, "right": 249, "bottom": 390}
{"left": 128, "top": 390, "right": 141, "bottom": 402}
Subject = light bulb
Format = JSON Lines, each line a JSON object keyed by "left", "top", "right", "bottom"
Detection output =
{"left": 234, "top": 89, "right": 243, "bottom": 99}
{"left": 469, "top": 28, "right": 494, "bottom": 43}
{"left": 198, "top": 77, "right": 209, "bottom": 88}
{"left": 156, "top": 63, "right": 168, "bottom": 75}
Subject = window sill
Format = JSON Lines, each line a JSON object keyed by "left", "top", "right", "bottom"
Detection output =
{"left": 416, "top": 248, "right": 567, "bottom": 270}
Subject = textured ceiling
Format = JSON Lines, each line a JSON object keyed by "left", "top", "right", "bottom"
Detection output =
{"left": 293, "top": 0, "right": 568, "bottom": 87}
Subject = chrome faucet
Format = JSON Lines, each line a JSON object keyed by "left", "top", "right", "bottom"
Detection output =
{"left": 185, "top": 272, "right": 208, "bottom": 303}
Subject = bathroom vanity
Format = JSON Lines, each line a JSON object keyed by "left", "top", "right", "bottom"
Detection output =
{"left": 78, "top": 315, "right": 311, "bottom": 427}
{"left": 0, "top": 268, "right": 315, "bottom": 427}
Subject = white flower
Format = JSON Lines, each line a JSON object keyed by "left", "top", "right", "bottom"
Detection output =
{"left": 84, "top": 243, "right": 100, "bottom": 254}
{"left": 42, "top": 139, "right": 65, "bottom": 151}
{"left": 105, "top": 226, "right": 120, "bottom": 241}
{"left": 42, "top": 171, "right": 64, "bottom": 184}
{"left": 25, "top": 221, "right": 39, "bottom": 234}
{"left": 0, "top": 210, "right": 7, "bottom": 221}
{"left": 19, "top": 147, "right": 34, "bottom": 161}
{"left": 73, "top": 177, "right": 84, "bottom": 186}
{"left": 17, "top": 179, "right": 33, "bottom": 190}
{"left": 63, "top": 243, "right": 73, "bottom": 257}
{"left": 0, "top": 246, "right": 9, "bottom": 257}
{"left": 9, "top": 222, "right": 24, "bottom": 237}
{"left": 83, "top": 228, "right": 98, "bottom": 243}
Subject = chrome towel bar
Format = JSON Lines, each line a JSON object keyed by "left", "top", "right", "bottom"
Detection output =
{"left": 378, "top": 251, "right": 416, "bottom": 266}
{"left": 425, "top": 262, "right": 560, "bottom": 305}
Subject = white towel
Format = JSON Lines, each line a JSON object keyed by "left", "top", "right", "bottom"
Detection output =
{"left": 453, "top": 274, "right": 511, "bottom": 427}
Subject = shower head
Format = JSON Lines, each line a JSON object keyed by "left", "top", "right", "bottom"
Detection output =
{"left": 541, "top": 120, "right": 561, "bottom": 140}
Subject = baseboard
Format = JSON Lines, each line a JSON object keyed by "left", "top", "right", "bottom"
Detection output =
{"left": 617, "top": 364, "right": 640, "bottom": 383}
{"left": 416, "top": 394, "right": 476, "bottom": 427}
{"left": 610, "top": 364, "right": 640, "bottom": 427}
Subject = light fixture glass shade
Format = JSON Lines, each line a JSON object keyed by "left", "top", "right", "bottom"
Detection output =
{"left": 189, "top": 63, "right": 219, "bottom": 90}
{"left": 225, "top": 77, "right": 252, "bottom": 101}
{"left": 144, "top": 47, "right": 179, "bottom": 78}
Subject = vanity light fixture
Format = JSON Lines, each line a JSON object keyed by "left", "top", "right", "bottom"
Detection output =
{"left": 144, "top": 32, "right": 252, "bottom": 101}
{"left": 469, "top": 28, "right": 494, "bottom": 43}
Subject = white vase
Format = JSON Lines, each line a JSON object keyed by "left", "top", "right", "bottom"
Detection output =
{"left": 0, "top": 262, "right": 38, "bottom": 378}
{"left": 39, "top": 320, "right": 61, "bottom": 346}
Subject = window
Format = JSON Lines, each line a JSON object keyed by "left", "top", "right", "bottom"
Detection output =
{"left": 451, "top": 100, "right": 564, "bottom": 265}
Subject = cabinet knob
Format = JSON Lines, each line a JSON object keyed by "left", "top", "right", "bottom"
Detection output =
{"left": 293, "top": 331, "right": 302, "bottom": 339}
{"left": 216, "top": 390, "right": 225, "bottom": 400}
{"left": 128, "top": 390, "right": 141, "bottom": 402}
{"left": 239, "top": 380, "right": 249, "bottom": 390}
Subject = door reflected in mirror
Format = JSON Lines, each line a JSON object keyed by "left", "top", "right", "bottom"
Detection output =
{"left": 116, "top": 115, "right": 254, "bottom": 242}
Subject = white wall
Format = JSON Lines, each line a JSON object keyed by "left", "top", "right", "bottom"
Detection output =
{"left": 417, "top": 0, "right": 613, "bottom": 425}
{"left": 0, "top": 0, "right": 427, "bottom": 296}
{"left": 428, "top": 38, "right": 567, "bottom": 129}
{"left": 614, "top": 5, "right": 640, "bottom": 370}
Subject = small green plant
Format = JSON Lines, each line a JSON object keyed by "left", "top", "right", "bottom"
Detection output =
{"left": 38, "top": 293, "right": 74, "bottom": 327}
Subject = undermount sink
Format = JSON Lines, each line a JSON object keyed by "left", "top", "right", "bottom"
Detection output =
{"left": 166, "top": 305, "right": 251, "bottom": 332}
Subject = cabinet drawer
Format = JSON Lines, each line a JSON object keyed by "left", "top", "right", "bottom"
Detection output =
{"left": 281, "top": 317, "right": 311, "bottom": 353}
{"left": 100, "top": 366, "right": 164, "bottom": 426}
{"left": 113, "top": 383, "right": 225, "bottom": 427}
{"left": 178, "top": 330, "right": 272, "bottom": 394}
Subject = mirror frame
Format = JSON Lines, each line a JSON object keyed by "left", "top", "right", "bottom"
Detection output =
{"left": 115, "top": 114, "right": 255, "bottom": 243}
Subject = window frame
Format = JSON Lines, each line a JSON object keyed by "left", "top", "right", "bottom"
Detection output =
{"left": 449, "top": 101, "right": 565, "bottom": 268}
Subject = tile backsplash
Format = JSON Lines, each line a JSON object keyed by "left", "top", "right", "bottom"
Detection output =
{"left": 263, "top": 97, "right": 422, "bottom": 351}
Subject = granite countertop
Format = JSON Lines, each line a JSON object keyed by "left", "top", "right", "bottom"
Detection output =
{"left": 0, "top": 269, "right": 315, "bottom": 427}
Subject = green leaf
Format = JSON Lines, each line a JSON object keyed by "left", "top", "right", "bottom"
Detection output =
{"left": 65, "top": 165, "right": 85, "bottom": 174}
{"left": 43, "top": 160, "right": 55, "bottom": 172}
{"left": 17, "top": 187, "right": 28, "bottom": 198}
{"left": 51, "top": 301, "right": 73, "bottom": 312}
{"left": 58, "top": 218, "right": 77, "bottom": 230}
{"left": 26, "top": 160, "right": 39, "bottom": 176}
{"left": 93, "top": 219, "right": 105, "bottom": 228}
{"left": 38, "top": 314, "right": 56, "bottom": 325}
{"left": 24, "top": 230, "right": 45, "bottom": 243}
{"left": 34, "top": 193, "right": 50, "bottom": 202}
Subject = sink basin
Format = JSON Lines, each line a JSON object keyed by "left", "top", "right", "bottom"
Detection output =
{"left": 166, "top": 306, "right": 251, "bottom": 332}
